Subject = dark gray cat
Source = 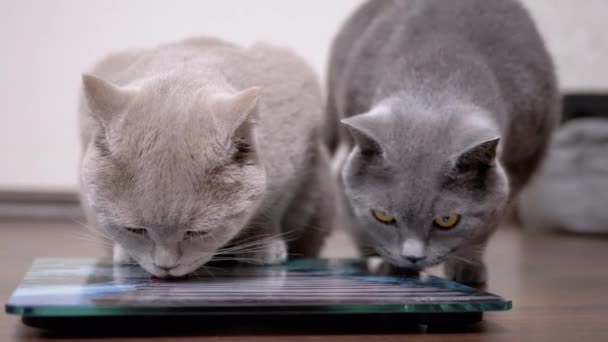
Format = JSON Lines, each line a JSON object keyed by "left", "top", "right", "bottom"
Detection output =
{"left": 327, "top": 0, "right": 559, "bottom": 284}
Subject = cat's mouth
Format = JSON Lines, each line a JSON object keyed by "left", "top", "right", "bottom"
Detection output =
{"left": 143, "top": 263, "right": 198, "bottom": 279}
{"left": 140, "top": 255, "right": 215, "bottom": 279}
{"left": 390, "top": 258, "right": 443, "bottom": 271}
{"left": 378, "top": 251, "right": 443, "bottom": 270}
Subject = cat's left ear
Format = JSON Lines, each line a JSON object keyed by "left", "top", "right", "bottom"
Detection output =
{"left": 453, "top": 137, "right": 501, "bottom": 175}
{"left": 210, "top": 87, "right": 260, "bottom": 147}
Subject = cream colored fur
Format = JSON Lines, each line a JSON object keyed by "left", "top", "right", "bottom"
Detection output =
{"left": 79, "top": 37, "right": 332, "bottom": 278}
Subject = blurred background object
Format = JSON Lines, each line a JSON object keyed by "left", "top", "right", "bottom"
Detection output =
{"left": 518, "top": 118, "right": 608, "bottom": 233}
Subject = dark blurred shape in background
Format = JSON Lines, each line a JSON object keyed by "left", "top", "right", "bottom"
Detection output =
{"left": 518, "top": 93, "right": 608, "bottom": 234}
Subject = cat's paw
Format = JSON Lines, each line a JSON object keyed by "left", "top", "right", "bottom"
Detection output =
{"left": 444, "top": 258, "right": 487, "bottom": 289}
{"left": 241, "top": 238, "right": 287, "bottom": 265}
{"left": 113, "top": 244, "right": 134, "bottom": 264}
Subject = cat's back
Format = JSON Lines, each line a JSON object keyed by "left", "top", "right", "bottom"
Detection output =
{"left": 219, "top": 42, "right": 325, "bottom": 183}
{"left": 334, "top": 0, "right": 546, "bottom": 66}
{"left": 234, "top": 42, "right": 323, "bottom": 129}
{"left": 166, "top": 39, "right": 325, "bottom": 203}
{"left": 331, "top": 0, "right": 555, "bottom": 113}
{"left": 87, "top": 37, "right": 236, "bottom": 86}
{"left": 331, "top": 0, "right": 559, "bottom": 193}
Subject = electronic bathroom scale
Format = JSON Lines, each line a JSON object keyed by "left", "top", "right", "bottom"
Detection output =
{"left": 5, "top": 258, "right": 510, "bottom": 331}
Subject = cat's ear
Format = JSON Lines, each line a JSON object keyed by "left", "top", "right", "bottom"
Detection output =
{"left": 210, "top": 87, "right": 260, "bottom": 147}
{"left": 82, "top": 74, "right": 136, "bottom": 126}
{"left": 341, "top": 114, "right": 384, "bottom": 157}
{"left": 453, "top": 137, "right": 500, "bottom": 176}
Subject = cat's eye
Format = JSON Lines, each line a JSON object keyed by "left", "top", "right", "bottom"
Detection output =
{"left": 125, "top": 227, "right": 148, "bottom": 236}
{"left": 371, "top": 209, "right": 396, "bottom": 225}
{"left": 185, "top": 230, "right": 209, "bottom": 240}
{"left": 433, "top": 213, "right": 461, "bottom": 230}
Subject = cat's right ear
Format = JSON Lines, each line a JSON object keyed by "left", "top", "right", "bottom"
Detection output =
{"left": 451, "top": 137, "right": 501, "bottom": 179}
{"left": 82, "top": 74, "right": 136, "bottom": 126}
{"left": 341, "top": 114, "right": 384, "bottom": 157}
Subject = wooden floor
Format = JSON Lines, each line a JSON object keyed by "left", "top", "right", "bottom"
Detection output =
{"left": 1, "top": 219, "right": 608, "bottom": 341}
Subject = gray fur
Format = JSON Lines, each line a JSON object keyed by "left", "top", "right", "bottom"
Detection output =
{"left": 79, "top": 37, "right": 332, "bottom": 278}
{"left": 327, "top": 0, "right": 559, "bottom": 284}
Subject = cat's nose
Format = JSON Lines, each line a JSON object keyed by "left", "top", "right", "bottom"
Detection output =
{"left": 154, "top": 246, "right": 179, "bottom": 269}
{"left": 404, "top": 255, "right": 426, "bottom": 264}
{"left": 401, "top": 239, "right": 426, "bottom": 264}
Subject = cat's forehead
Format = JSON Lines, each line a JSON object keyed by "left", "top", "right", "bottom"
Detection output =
{"left": 366, "top": 110, "right": 485, "bottom": 211}
{"left": 102, "top": 163, "right": 251, "bottom": 228}
{"left": 115, "top": 123, "right": 225, "bottom": 179}
{"left": 118, "top": 99, "right": 227, "bottom": 167}
{"left": 383, "top": 118, "right": 455, "bottom": 170}
{"left": 379, "top": 101, "right": 490, "bottom": 165}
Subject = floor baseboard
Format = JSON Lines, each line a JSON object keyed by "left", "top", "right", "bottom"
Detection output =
{"left": 0, "top": 191, "right": 83, "bottom": 220}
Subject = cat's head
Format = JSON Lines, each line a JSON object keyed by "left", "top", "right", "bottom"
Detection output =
{"left": 341, "top": 100, "right": 509, "bottom": 269}
{"left": 80, "top": 74, "right": 266, "bottom": 277}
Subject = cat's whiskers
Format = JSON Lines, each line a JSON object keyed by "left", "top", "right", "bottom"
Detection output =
{"left": 72, "top": 236, "right": 114, "bottom": 248}
{"left": 204, "top": 228, "right": 221, "bottom": 245}
{"left": 198, "top": 265, "right": 217, "bottom": 278}
{"left": 209, "top": 256, "right": 264, "bottom": 264}
{"left": 69, "top": 230, "right": 114, "bottom": 248}
{"left": 71, "top": 218, "right": 114, "bottom": 242}
{"left": 226, "top": 231, "right": 278, "bottom": 244}
{"left": 451, "top": 255, "right": 478, "bottom": 266}
{"left": 216, "top": 231, "right": 295, "bottom": 255}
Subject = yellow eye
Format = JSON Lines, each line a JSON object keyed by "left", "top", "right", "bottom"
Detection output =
{"left": 371, "top": 209, "right": 396, "bottom": 224}
{"left": 433, "top": 213, "right": 461, "bottom": 229}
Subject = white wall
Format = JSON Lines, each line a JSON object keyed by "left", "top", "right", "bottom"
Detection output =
{"left": 0, "top": 0, "right": 607, "bottom": 192}
{"left": 523, "top": 0, "right": 608, "bottom": 91}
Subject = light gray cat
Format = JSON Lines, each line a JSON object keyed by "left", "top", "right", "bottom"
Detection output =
{"left": 79, "top": 37, "right": 333, "bottom": 278}
{"left": 327, "top": 0, "right": 559, "bottom": 284}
